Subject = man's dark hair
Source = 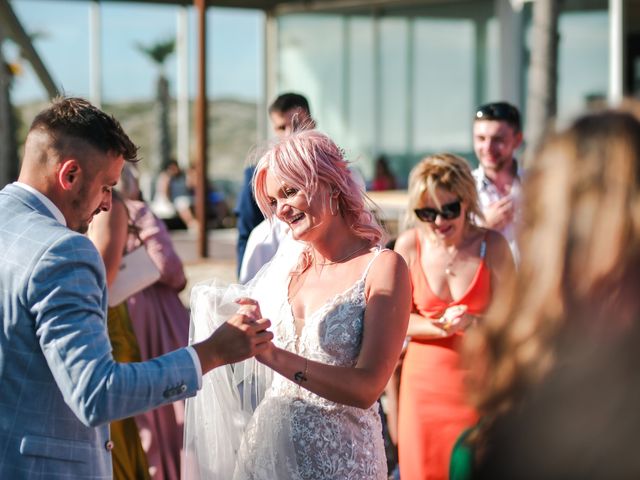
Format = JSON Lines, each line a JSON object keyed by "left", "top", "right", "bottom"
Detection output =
{"left": 475, "top": 101, "right": 521, "bottom": 133}
{"left": 269, "top": 92, "right": 311, "bottom": 115}
{"left": 29, "top": 96, "right": 138, "bottom": 162}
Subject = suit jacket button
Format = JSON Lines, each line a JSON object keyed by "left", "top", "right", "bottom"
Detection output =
{"left": 105, "top": 440, "right": 114, "bottom": 451}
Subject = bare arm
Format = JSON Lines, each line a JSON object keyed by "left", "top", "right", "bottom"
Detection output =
{"left": 87, "top": 197, "right": 129, "bottom": 287}
{"left": 257, "top": 250, "right": 412, "bottom": 409}
{"left": 394, "top": 229, "right": 448, "bottom": 339}
{"left": 406, "top": 311, "right": 448, "bottom": 338}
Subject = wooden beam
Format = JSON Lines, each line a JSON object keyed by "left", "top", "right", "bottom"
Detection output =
{"left": 0, "top": 0, "right": 59, "bottom": 98}
{"left": 195, "top": 0, "right": 208, "bottom": 257}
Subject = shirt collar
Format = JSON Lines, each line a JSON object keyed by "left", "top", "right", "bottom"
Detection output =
{"left": 13, "top": 182, "right": 67, "bottom": 226}
{"left": 477, "top": 158, "right": 522, "bottom": 183}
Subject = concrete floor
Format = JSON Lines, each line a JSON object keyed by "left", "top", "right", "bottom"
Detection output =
{"left": 170, "top": 228, "right": 239, "bottom": 307}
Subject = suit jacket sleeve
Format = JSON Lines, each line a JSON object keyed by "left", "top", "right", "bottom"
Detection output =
{"left": 26, "top": 232, "right": 199, "bottom": 427}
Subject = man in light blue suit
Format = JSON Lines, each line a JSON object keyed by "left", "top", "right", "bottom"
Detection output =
{"left": 0, "top": 97, "right": 272, "bottom": 479}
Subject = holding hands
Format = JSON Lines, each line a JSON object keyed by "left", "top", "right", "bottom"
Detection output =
{"left": 192, "top": 297, "right": 273, "bottom": 374}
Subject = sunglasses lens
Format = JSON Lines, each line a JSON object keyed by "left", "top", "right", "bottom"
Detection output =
{"left": 414, "top": 208, "right": 437, "bottom": 223}
{"left": 414, "top": 201, "right": 461, "bottom": 223}
{"left": 441, "top": 201, "right": 461, "bottom": 220}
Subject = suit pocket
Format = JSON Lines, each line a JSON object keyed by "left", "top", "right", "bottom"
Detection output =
{"left": 20, "top": 435, "right": 89, "bottom": 463}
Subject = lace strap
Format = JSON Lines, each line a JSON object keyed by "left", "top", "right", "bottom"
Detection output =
{"left": 359, "top": 246, "right": 387, "bottom": 283}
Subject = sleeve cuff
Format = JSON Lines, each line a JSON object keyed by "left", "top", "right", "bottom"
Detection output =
{"left": 185, "top": 346, "right": 203, "bottom": 389}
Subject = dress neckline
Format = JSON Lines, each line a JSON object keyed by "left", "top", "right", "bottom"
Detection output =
{"left": 286, "top": 246, "right": 384, "bottom": 350}
{"left": 415, "top": 232, "right": 487, "bottom": 306}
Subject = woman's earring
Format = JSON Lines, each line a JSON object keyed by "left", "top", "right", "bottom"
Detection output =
{"left": 329, "top": 195, "right": 339, "bottom": 216}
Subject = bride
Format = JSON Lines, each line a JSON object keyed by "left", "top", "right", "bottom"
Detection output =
{"left": 184, "top": 129, "right": 411, "bottom": 479}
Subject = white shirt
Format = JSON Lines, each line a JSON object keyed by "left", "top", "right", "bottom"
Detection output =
{"left": 472, "top": 163, "right": 523, "bottom": 264}
{"left": 239, "top": 219, "right": 293, "bottom": 284}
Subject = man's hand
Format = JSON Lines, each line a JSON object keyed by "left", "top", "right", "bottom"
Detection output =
{"left": 192, "top": 297, "right": 273, "bottom": 374}
{"left": 483, "top": 196, "right": 514, "bottom": 231}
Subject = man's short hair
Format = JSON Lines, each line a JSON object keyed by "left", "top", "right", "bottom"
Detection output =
{"left": 269, "top": 93, "right": 311, "bottom": 116}
{"left": 29, "top": 96, "right": 138, "bottom": 162}
{"left": 474, "top": 101, "right": 521, "bottom": 133}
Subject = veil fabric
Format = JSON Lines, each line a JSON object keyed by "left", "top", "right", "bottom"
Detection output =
{"left": 182, "top": 236, "right": 304, "bottom": 479}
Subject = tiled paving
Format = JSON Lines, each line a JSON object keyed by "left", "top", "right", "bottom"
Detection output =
{"left": 170, "top": 228, "right": 239, "bottom": 307}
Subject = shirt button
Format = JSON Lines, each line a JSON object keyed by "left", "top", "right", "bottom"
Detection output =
{"left": 105, "top": 440, "right": 114, "bottom": 451}
{"left": 180, "top": 384, "right": 187, "bottom": 393}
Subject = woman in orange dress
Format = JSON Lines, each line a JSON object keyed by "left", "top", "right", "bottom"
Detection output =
{"left": 395, "top": 154, "right": 514, "bottom": 480}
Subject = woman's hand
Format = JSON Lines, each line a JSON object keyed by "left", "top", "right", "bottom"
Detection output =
{"left": 433, "top": 305, "right": 477, "bottom": 337}
{"left": 255, "top": 342, "right": 277, "bottom": 365}
{"left": 235, "top": 297, "right": 277, "bottom": 363}
{"left": 235, "top": 297, "right": 263, "bottom": 321}
{"left": 235, "top": 297, "right": 277, "bottom": 364}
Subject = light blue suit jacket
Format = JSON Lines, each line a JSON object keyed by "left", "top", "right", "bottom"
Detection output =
{"left": 0, "top": 184, "right": 200, "bottom": 479}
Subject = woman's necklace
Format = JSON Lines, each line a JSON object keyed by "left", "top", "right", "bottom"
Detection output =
{"left": 444, "top": 246, "right": 459, "bottom": 276}
{"left": 315, "top": 244, "right": 369, "bottom": 266}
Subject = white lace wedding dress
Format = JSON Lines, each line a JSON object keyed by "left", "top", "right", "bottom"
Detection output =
{"left": 183, "top": 245, "right": 388, "bottom": 480}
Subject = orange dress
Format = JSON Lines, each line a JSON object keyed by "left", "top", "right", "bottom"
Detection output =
{"left": 398, "top": 233, "right": 491, "bottom": 480}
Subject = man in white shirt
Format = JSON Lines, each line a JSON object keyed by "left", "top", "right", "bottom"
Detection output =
{"left": 472, "top": 101, "right": 523, "bottom": 261}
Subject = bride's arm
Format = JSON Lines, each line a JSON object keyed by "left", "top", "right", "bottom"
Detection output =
{"left": 257, "top": 249, "right": 411, "bottom": 409}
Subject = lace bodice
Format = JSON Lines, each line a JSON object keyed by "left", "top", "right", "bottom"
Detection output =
{"left": 232, "top": 249, "right": 387, "bottom": 480}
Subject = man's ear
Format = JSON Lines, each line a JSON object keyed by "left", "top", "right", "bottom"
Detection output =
{"left": 58, "top": 159, "right": 81, "bottom": 191}
{"left": 513, "top": 131, "right": 524, "bottom": 150}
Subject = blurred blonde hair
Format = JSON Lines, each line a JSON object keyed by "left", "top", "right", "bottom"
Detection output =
{"left": 406, "top": 153, "right": 483, "bottom": 227}
{"left": 465, "top": 103, "right": 640, "bottom": 430}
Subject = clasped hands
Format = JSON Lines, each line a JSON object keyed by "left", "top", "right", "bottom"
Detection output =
{"left": 192, "top": 297, "right": 273, "bottom": 374}
{"left": 432, "top": 305, "right": 479, "bottom": 337}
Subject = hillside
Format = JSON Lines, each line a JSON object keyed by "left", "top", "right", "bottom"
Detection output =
{"left": 16, "top": 97, "right": 260, "bottom": 202}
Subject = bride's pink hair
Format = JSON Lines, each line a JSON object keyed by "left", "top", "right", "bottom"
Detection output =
{"left": 253, "top": 129, "right": 385, "bottom": 249}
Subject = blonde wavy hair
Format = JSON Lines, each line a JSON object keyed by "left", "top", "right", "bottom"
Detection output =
{"left": 407, "top": 153, "right": 484, "bottom": 227}
{"left": 465, "top": 104, "right": 640, "bottom": 435}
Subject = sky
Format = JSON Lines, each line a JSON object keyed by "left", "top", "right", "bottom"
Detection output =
{"left": 8, "top": 0, "right": 264, "bottom": 104}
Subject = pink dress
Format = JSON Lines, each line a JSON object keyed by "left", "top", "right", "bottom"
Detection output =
{"left": 125, "top": 199, "right": 190, "bottom": 480}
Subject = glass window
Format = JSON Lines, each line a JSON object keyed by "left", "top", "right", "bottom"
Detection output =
{"left": 278, "top": 14, "right": 346, "bottom": 142}
{"left": 379, "top": 17, "right": 409, "bottom": 155}
{"left": 413, "top": 18, "right": 474, "bottom": 154}
{"left": 557, "top": 10, "right": 608, "bottom": 121}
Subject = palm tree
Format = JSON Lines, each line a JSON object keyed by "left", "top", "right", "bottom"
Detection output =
{"left": 524, "top": 0, "right": 559, "bottom": 163}
{"left": 136, "top": 37, "right": 175, "bottom": 174}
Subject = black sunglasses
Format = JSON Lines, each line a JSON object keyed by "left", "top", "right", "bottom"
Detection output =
{"left": 414, "top": 200, "right": 462, "bottom": 223}
{"left": 475, "top": 102, "right": 521, "bottom": 131}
